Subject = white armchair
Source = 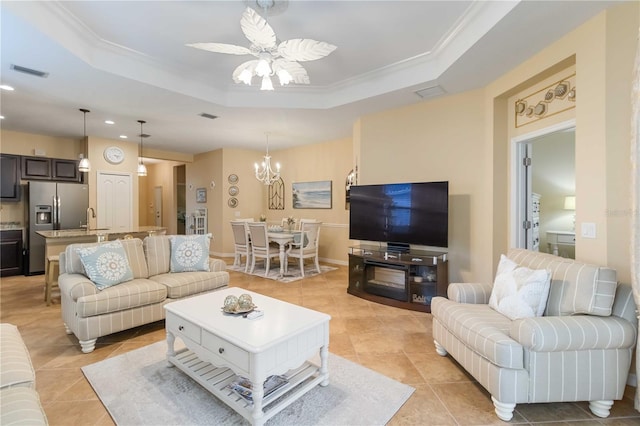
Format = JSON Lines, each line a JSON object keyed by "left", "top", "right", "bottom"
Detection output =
{"left": 247, "top": 222, "right": 280, "bottom": 276}
{"left": 431, "top": 248, "right": 637, "bottom": 421}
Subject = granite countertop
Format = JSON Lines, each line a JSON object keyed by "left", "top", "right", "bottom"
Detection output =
{"left": 0, "top": 222, "right": 24, "bottom": 231}
{"left": 36, "top": 226, "right": 166, "bottom": 239}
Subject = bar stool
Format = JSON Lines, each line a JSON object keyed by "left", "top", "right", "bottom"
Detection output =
{"left": 44, "top": 255, "right": 59, "bottom": 306}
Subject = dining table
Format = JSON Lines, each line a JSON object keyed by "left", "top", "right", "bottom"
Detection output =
{"left": 267, "top": 231, "right": 298, "bottom": 277}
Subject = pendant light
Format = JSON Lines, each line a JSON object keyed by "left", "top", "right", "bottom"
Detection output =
{"left": 137, "top": 120, "right": 148, "bottom": 177}
{"left": 78, "top": 108, "right": 91, "bottom": 172}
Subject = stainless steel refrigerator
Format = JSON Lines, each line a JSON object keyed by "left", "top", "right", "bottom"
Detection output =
{"left": 25, "top": 181, "right": 89, "bottom": 275}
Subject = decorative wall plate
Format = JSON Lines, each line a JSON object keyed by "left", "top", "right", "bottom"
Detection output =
{"left": 228, "top": 197, "right": 238, "bottom": 208}
{"left": 228, "top": 174, "right": 239, "bottom": 184}
{"left": 228, "top": 185, "right": 239, "bottom": 196}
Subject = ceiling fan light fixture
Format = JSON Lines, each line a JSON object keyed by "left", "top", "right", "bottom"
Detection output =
{"left": 255, "top": 59, "right": 272, "bottom": 77}
{"left": 261, "top": 75, "right": 274, "bottom": 91}
{"left": 187, "top": 7, "right": 336, "bottom": 91}
{"left": 238, "top": 69, "right": 253, "bottom": 85}
{"left": 277, "top": 69, "right": 292, "bottom": 85}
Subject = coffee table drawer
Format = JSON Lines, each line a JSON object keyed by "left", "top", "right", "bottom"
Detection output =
{"left": 202, "top": 330, "right": 249, "bottom": 371}
{"left": 166, "top": 312, "right": 201, "bottom": 344}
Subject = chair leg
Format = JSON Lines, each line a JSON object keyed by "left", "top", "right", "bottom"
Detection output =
{"left": 265, "top": 256, "right": 270, "bottom": 277}
{"left": 491, "top": 397, "right": 515, "bottom": 421}
{"left": 315, "top": 256, "right": 321, "bottom": 274}
{"left": 244, "top": 253, "right": 250, "bottom": 273}
{"left": 250, "top": 255, "right": 256, "bottom": 274}
{"left": 589, "top": 400, "right": 613, "bottom": 418}
{"left": 299, "top": 257, "right": 305, "bottom": 277}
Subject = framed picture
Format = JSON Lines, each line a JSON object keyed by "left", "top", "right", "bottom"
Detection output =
{"left": 196, "top": 188, "right": 207, "bottom": 203}
{"left": 293, "top": 180, "right": 332, "bottom": 209}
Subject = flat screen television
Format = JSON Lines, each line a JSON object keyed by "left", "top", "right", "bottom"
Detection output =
{"left": 349, "top": 181, "right": 448, "bottom": 249}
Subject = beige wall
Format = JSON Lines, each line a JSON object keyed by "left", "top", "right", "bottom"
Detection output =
{"left": 357, "top": 90, "right": 488, "bottom": 283}
{"left": 356, "top": 2, "right": 638, "bottom": 284}
{"left": 186, "top": 139, "right": 352, "bottom": 263}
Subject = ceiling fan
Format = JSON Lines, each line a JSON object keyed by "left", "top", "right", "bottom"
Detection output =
{"left": 186, "top": 6, "right": 337, "bottom": 90}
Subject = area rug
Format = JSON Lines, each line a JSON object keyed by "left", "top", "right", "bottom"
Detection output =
{"left": 227, "top": 262, "right": 337, "bottom": 283}
{"left": 82, "top": 341, "right": 414, "bottom": 425}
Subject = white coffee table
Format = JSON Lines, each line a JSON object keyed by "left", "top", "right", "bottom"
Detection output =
{"left": 165, "top": 288, "right": 331, "bottom": 426}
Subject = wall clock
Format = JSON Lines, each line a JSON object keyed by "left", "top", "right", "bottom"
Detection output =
{"left": 103, "top": 146, "right": 125, "bottom": 164}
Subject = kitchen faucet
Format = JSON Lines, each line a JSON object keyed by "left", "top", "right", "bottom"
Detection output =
{"left": 86, "top": 207, "right": 96, "bottom": 230}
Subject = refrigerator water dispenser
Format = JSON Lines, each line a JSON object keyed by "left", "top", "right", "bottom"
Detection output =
{"left": 35, "top": 206, "right": 52, "bottom": 225}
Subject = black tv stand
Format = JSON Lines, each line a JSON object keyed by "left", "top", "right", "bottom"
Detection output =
{"left": 347, "top": 245, "right": 448, "bottom": 313}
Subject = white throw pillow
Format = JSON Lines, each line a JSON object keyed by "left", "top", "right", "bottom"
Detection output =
{"left": 489, "top": 254, "right": 551, "bottom": 320}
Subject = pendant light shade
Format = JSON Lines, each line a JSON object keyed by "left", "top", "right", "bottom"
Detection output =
{"left": 137, "top": 120, "right": 148, "bottom": 177}
{"left": 78, "top": 108, "right": 91, "bottom": 172}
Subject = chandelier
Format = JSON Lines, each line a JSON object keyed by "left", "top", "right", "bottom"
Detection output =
{"left": 78, "top": 108, "right": 91, "bottom": 172}
{"left": 254, "top": 133, "right": 280, "bottom": 185}
{"left": 137, "top": 120, "right": 148, "bottom": 177}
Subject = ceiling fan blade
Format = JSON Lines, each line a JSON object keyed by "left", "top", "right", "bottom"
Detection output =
{"left": 240, "top": 7, "right": 276, "bottom": 50}
{"left": 232, "top": 60, "right": 259, "bottom": 83}
{"left": 272, "top": 59, "right": 310, "bottom": 85}
{"left": 186, "top": 43, "right": 251, "bottom": 55}
{"left": 278, "top": 39, "right": 337, "bottom": 62}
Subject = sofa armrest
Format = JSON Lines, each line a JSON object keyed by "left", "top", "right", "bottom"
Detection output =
{"left": 208, "top": 258, "right": 227, "bottom": 272}
{"left": 58, "top": 273, "right": 99, "bottom": 302}
{"left": 447, "top": 283, "right": 492, "bottom": 304}
{"left": 511, "top": 315, "right": 637, "bottom": 352}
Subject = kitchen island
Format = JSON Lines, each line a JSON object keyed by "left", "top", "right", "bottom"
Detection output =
{"left": 36, "top": 226, "right": 167, "bottom": 259}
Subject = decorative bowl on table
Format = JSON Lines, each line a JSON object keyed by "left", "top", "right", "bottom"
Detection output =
{"left": 268, "top": 225, "right": 283, "bottom": 232}
{"left": 222, "top": 294, "right": 257, "bottom": 314}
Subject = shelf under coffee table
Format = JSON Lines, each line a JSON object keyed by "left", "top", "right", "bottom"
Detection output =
{"left": 165, "top": 288, "right": 331, "bottom": 426}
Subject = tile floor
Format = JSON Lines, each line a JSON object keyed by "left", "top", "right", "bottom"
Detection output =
{"left": 1, "top": 260, "right": 639, "bottom": 425}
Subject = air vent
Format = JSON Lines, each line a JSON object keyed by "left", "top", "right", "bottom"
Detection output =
{"left": 414, "top": 85, "right": 446, "bottom": 100}
{"left": 10, "top": 64, "right": 49, "bottom": 78}
{"left": 138, "top": 134, "right": 151, "bottom": 138}
{"left": 199, "top": 113, "right": 218, "bottom": 120}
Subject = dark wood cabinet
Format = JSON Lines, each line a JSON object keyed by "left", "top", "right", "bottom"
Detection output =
{"left": 21, "top": 156, "right": 51, "bottom": 180}
{"left": 52, "top": 159, "right": 81, "bottom": 182}
{"left": 0, "top": 154, "right": 20, "bottom": 201}
{"left": 19, "top": 156, "right": 82, "bottom": 182}
{"left": 0, "top": 230, "right": 23, "bottom": 277}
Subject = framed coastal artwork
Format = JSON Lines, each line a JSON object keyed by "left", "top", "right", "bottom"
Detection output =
{"left": 292, "top": 181, "right": 332, "bottom": 209}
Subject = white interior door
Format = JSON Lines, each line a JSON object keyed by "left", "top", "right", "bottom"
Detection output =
{"left": 97, "top": 172, "right": 132, "bottom": 230}
{"left": 154, "top": 186, "right": 163, "bottom": 227}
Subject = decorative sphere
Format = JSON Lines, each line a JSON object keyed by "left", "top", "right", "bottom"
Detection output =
{"left": 238, "top": 294, "right": 253, "bottom": 310}
{"left": 224, "top": 295, "right": 239, "bottom": 311}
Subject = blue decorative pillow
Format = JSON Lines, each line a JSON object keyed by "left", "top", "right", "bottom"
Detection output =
{"left": 169, "top": 234, "right": 211, "bottom": 272}
{"left": 76, "top": 241, "right": 134, "bottom": 290}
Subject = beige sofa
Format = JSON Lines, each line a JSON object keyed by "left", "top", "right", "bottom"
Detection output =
{"left": 59, "top": 235, "right": 229, "bottom": 353}
{"left": 432, "top": 248, "right": 637, "bottom": 421}
{"left": 0, "top": 323, "right": 48, "bottom": 425}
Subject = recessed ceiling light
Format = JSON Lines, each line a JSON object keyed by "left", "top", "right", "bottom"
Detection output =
{"left": 119, "top": 135, "right": 128, "bottom": 139}
{"left": 0, "top": 85, "right": 15, "bottom": 91}
{"left": 105, "top": 120, "right": 115, "bottom": 125}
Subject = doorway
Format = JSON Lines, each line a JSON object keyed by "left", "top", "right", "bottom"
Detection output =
{"left": 512, "top": 120, "right": 576, "bottom": 258}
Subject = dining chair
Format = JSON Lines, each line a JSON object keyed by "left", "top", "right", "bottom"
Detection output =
{"left": 231, "top": 221, "right": 251, "bottom": 272}
{"left": 285, "top": 221, "right": 322, "bottom": 277}
{"left": 298, "top": 218, "right": 317, "bottom": 230}
{"left": 247, "top": 222, "right": 280, "bottom": 276}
